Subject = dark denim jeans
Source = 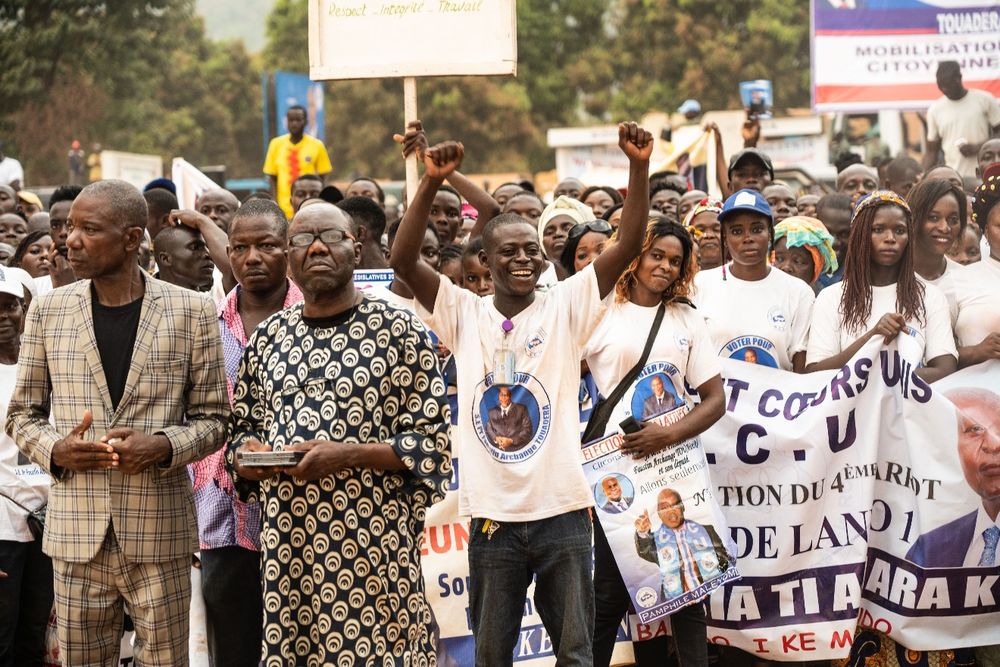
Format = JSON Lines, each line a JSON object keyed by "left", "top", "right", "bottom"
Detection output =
{"left": 468, "top": 508, "right": 594, "bottom": 666}
{"left": 592, "top": 513, "right": 708, "bottom": 667}
{"left": 0, "top": 538, "right": 53, "bottom": 667}
{"left": 200, "top": 546, "right": 262, "bottom": 667}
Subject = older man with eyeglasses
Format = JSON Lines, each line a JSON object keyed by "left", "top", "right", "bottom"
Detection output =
{"left": 226, "top": 202, "right": 452, "bottom": 664}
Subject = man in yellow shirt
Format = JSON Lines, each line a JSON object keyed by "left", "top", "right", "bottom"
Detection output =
{"left": 263, "top": 106, "right": 332, "bottom": 218}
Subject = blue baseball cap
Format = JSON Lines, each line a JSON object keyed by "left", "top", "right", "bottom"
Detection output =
{"left": 718, "top": 188, "right": 773, "bottom": 224}
{"left": 677, "top": 99, "right": 701, "bottom": 115}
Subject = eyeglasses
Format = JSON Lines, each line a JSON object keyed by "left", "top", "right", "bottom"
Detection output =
{"left": 288, "top": 229, "right": 355, "bottom": 248}
{"left": 568, "top": 219, "right": 613, "bottom": 240}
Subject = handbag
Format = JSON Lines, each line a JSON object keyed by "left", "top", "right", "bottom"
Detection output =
{"left": 581, "top": 302, "right": 666, "bottom": 444}
{"left": 0, "top": 490, "right": 46, "bottom": 541}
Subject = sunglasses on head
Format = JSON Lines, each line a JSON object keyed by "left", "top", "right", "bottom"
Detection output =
{"left": 568, "top": 219, "right": 613, "bottom": 240}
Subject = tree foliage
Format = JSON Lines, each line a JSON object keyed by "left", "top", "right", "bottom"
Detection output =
{"left": 1, "top": 0, "right": 810, "bottom": 185}
{"left": 1, "top": 0, "right": 262, "bottom": 185}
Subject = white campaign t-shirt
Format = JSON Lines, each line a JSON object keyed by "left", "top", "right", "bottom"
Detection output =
{"left": 807, "top": 280, "right": 958, "bottom": 366}
{"left": 584, "top": 300, "right": 721, "bottom": 437}
{"left": 0, "top": 363, "right": 50, "bottom": 542}
{"left": 693, "top": 265, "right": 815, "bottom": 371}
{"left": 927, "top": 89, "right": 1000, "bottom": 178}
{"left": 418, "top": 264, "right": 606, "bottom": 521}
{"left": 923, "top": 256, "right": 962, "bottom": 328}
{"left": 953, "top": 253, "right": 1000, "bottom": 348}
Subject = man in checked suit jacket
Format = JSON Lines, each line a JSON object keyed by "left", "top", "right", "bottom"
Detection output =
{"left": 5, "top": 180, "right": 229, "bottom": 666}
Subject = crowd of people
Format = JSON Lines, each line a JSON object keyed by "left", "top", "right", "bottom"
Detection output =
{"left": 0, "top": 60, "right": 998, "bottom": 667}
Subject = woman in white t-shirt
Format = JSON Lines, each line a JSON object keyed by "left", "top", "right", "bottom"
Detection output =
{"left": 693, "top": 189, "right": 816, "bottom": 372}
{"left": 906, "top": 177, "right": 967, "bottom": 325}
{"left": 585, "top": 218, "right": 725, "bottom": 667}
{"left": 955, "top": 164, "right": 1000, "bottom": 367}
{"left": 0, "top": 273, "right": 52, "bottom": 663}
{"left": 806, "top": 191, "right": 958, "bottom": 380}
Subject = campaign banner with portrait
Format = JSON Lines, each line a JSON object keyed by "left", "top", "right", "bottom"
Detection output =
{"left": 811, "top": 0, "right": 1000, "bottom": 112}
{"left": 698, "top": 337, "right": 1000, "bottom": 659}
{"left": 582, "top": 407, "right": 741, "bottom": 626}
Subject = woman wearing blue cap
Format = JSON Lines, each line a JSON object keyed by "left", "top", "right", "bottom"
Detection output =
{"left": 693, "top": 188, "right": 816, "bottom": 371}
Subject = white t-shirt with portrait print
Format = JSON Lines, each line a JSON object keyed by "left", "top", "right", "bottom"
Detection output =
{"left": 584, "top": 300, "right": 721, "bottom": 437}
{"left": 806, "top": 279, "right": 957, "bottom": 366}
{"left": 693, "top": 265, "right": 815, "bottom": 371}
{"left": 953, "top": 253, "right": 1000, "bottom": 348}
{"left": 418, "top": 264, "right": 607, "bottom": 522}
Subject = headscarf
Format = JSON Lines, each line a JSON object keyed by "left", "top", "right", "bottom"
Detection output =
{"left": 682, "top": 197, "right": 723, "bottom": 226}
{"left": 537, "top": 195, "right": 596, "bottom": 243}
{"left": 773, "top": 216, "right": 839, "bottom": 285}
{"left": 972, "top": 163, "right": 1000, "bottom": 232}
{"left": 851, "top": 189, "right": 911, "bottom": 224}
{"left": 682, "top": 197, "right": 723, "bottom": 241}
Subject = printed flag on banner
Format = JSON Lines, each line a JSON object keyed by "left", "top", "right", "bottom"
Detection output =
{"left": 811, "top": 0, "right": 1000, "bottom": 111}
{"left": 582, "top": 406, "right": 741, "bottom": 625}
{"left": 172, "top": 158, "right": 220, "bottom": 211}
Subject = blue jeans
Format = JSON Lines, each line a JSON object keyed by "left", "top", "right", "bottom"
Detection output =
{"left": 468, "top": 509, "right": 594, "bottom": 666}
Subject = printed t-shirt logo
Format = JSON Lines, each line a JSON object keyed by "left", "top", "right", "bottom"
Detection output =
{"left": 472, "top": 372, "right": 551, "bottom": 463}
{"left": 767, "top": 306, "right": 788, "bottom": 331}
{"left": 524, "top": 328, "right": 547, "bottom": 358}
{"left": 722, "top": 336, "right": 778, "bottom": 368}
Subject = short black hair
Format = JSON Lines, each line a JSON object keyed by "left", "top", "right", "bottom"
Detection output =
{"left": 337, "top": 196, "right": 386, "bottom": 242}
{"left": 461, "top": 236, "right": 484, "bottom": 261}
{"left": 49, "top": 184, "right": 83, "bottom": 208}
{"left": 439, "top": 243, "right": 463, "bottom": 266}
{"left": 292, "top": 174, "right": 323, "bottom": 188}
{"left": 482, "top": 212, "right": 536, "bottom": 249}
{"left": 651, "top": 179, "right": 686, "bottom": 198}
{"left": 386, "top": 218, "right": 436, "bottom": 250}
{"left": 231, "top": 198, "right": 288, "bottom": 239}
{"left": 143, "top": 188, "right": 178, "bottom": 231}
{"left": 437, "top": 184, "right": 462, "bottom": 204}
{"left": 602, "top": 203, "right": 623, "bottom": 221}
{"left": 287, "top": 104, "right": 307, "bottom": 119}
{"left": 348, "top": 177, "right": 386, "bottom": 204}
{"left": 816, "top": 193, "right": 853, "bottom": 218}
{"left": 502, "top": 190, "right": 544, "bottom": 212}
{"left": 579, "top": 185, "right": 624, "bottom": 206}
{"left": 886, "top": 156, "right": 922, "bottom": 183}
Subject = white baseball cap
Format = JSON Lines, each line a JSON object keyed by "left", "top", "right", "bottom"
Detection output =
{"left": 0, "top": 266, "right": 26, "bottom": 299}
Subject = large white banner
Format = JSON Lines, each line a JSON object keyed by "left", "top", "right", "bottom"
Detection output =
{"left": 308, "top": 0, "right": 517, "bottom": 80}
{"left": 421, "top": 338, "right": 1000, "bottom": 663}
{"left": 701, "top": 338, "right": 1000, "bottom": 659}
{"left": 811, "top": 0, "right": 1000, "bottom": 111}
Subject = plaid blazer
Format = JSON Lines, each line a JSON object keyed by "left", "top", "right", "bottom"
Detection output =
{"left": 5, "top": 273, "right": 230, "bottom": 563}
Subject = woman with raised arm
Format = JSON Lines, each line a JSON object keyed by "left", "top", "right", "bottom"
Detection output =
{"left": 584, "top": 218, "right": 726, "bottom": 667}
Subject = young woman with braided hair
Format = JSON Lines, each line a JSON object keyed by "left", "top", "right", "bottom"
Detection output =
{"left": 806, "top": 191, "right": 957, "bottom": 381}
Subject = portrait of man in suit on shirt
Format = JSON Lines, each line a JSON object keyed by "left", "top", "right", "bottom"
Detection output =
{"left": 906, "top": 387, "right": 1000, "bottom": 568}
{"left": 485, "top": 385, "right": 534, "bottom": 452}
{"left": 641, "top": 374, "right": 678, "bottom": 420}
{"left": 598, "top": 474, "right": 634, "bottom": 514}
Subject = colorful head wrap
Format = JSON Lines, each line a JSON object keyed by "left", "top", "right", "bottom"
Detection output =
{"left": 972, "top": 163, "right": 1000, "bottom": 232}
{"left": 537, "top": 195, "right": 596, "bottom": 248}
{"left": 773, "top": 216, "right": 839, "bottom": 285}
{"left": 851, "top": 189, "right": 911, "bottom": 224}
{"left": 682, "top": 197, "right": 723, "bottom": 227}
